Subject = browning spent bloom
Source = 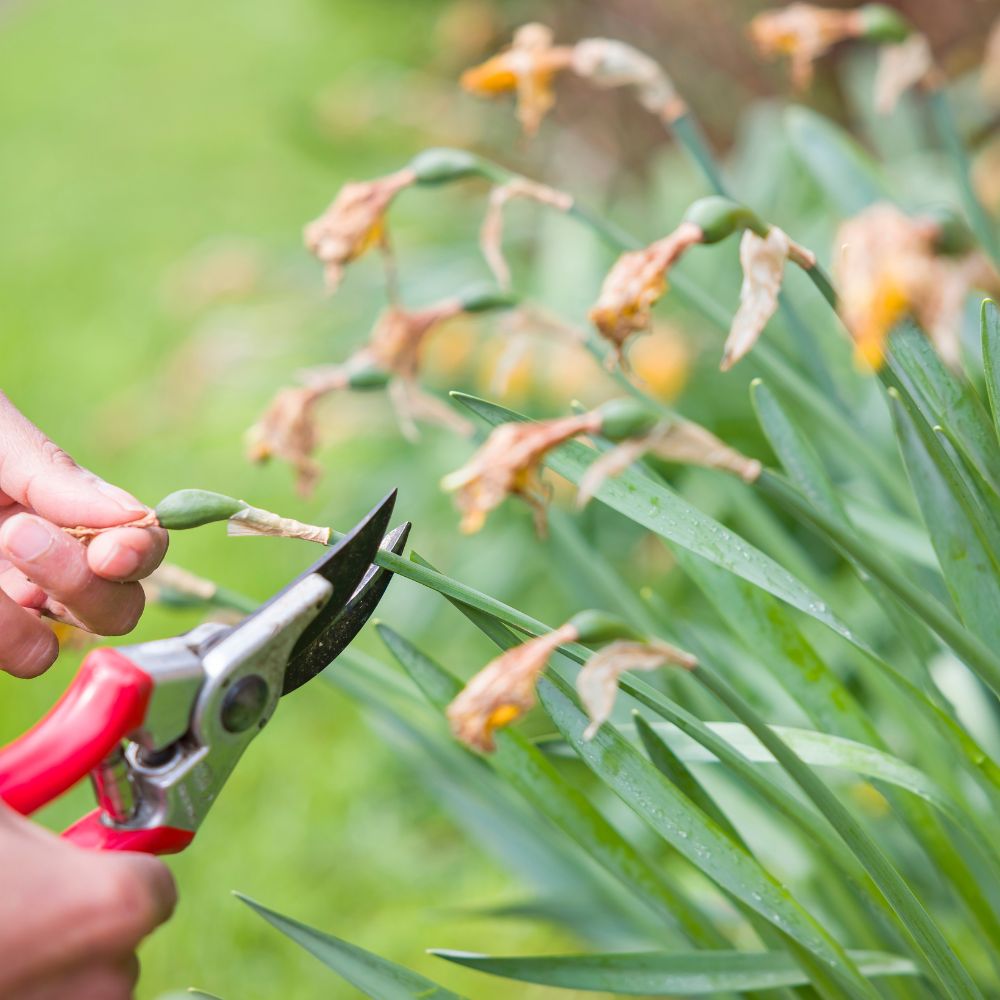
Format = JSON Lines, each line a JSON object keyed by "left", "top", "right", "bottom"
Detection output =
{"left": 461, "top": 23, "right": 574, "bottom": 136}
{"left": 441, "top": 412, "right": 601, "bottom": 534}
{"left": 723, "top": 227, "right": 816, "bottom": 371}
{"left": 578, "top": 640, "right": 697, "bottom": 740}
{"left": 589, "top": 222, "right": 704, "bottom": 365}
{"left": 245, "top": 385, "right": 324, "bottom": 497}
{"left": 749, "top": 4, "right": 865, "bottom": 89}
{"left": 462, "top": 25, "right": 682, "bottom": 134}
{"left": 577, "top": 417, "right": 763, "bottom": 508}
{"left": 480, "top": 179, "right": 574, "bottom": 290}
{"left": 446, "top": 624, "right": 577, "bottom": 752}
{"left": 835, "top": 203, "right": 998, "bottom": 369}
{"left": 304, "top": 168, "right": 417, "bottom": 290}
{"left": 873, "top": 33, "right": 934, "bottom": 114}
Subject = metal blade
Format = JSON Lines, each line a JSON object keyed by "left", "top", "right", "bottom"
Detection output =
{"left": 281, "top": 520, "right": 411, "bottom": 694}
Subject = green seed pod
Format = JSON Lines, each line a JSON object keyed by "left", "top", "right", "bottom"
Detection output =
{"left": 683, "top": 196, "right": 768, "bottom": 243}
{"left": 596, "top": 398, "right": 661, "bottom": 442}
{"left": 922, "top": 206, "right": 977, "bottom": 257}
{"left": 568, "top": 610, "right": 645, "bottom": 645}
{"left": 155, "top": 489, "right": 247, "bottom": 530}
{"left": 408, "top": 148, "right": 487, "bottom": 186}
{"left": 457, "top": 282, "right": 519, "bottom": 314}
{"left": 858, "top": 4, "right": 911, "bottom": 44}
{"left": 347, "top": 366, "right": 393, "bottom": 391}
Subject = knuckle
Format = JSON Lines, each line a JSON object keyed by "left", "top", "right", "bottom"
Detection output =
{"left": 39, "top": 439, "right": 78, "bottom": 471}
{"left": 89, "top": 866, "right": 161, "bottom": 945}
{"left": 101, "top": 585, "right": 146, "bottom": 635}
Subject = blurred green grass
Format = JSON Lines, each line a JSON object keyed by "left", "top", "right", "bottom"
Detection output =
{"left": 0, "top": 0, "right": 595, "bottom": 996}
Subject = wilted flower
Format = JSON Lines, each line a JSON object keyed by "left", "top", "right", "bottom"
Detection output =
{"left": 578, "top": 416, "right": 763, "bottom": 508}
{"left": 578, "top": 640, "right": 697, "bottom": 740}
{"left": 480, "top": 179, "right": 574, "bottom": 290}
{"left": 441, "top": 412, "right": 601, "bottom": 534}
{"left": 873, "top": 33, "right": 934, "bottom": 114}
{"left": 461, "top": 23, "right": 573, "bottom": 136}
{"left": 570, "top": 38, "right": 683, "bottom": 121}
{"left": 446, "top": 624, "right": 577, "bottom": 751}
{"left": 835, "top": 204, "right": 997, "bottom": 369}
{"left": 750, "top": 4, "right": 863, "bottom": 89}
{"left": 304, "top": 168, "right": 417, "bottom": 290}
{"left": 723, "top": 227, "right": 815, "bottom": 371}
{"left": 589, "top": 222, "right": 704, "bottom": 364}
{"left": 983, "top": 17, "right": 1000, "bottom": 104}
{"left": 245, "top": 386, "right": 324, "bottom": 496}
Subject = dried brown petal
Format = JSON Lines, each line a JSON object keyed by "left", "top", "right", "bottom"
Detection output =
{"left": 304, "top": 168, "right": 417, "bottom": 290}
{"left": 578, "top": 639, "right": 697, "bottom": 740}
{"left": 873, "top": 33, "right": 933, "bottom": 114}
{"left": 227, "top": 506, "right": 331, "bottom": 545}
{"left": 441, "top": 413, "right": 601, "bottom": 534}
{"left": 447, "top": 623, "right": 578, "bottom": 751}
{"left": 245, "top": 385, "right": 324, "bottom": 497}
{"left": 749, "top": 4, "right": 863, "bottom": 89}
{"left": 589, "top": 222, "right": 703, "bottom": 364}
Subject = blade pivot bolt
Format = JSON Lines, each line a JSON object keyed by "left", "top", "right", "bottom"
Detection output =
{"left": 221, "top": 675, "right": 269, "bottom": 733}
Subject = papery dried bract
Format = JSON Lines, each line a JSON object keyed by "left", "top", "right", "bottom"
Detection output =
{"left": 461, "top": 23, "right": 573, "bottom": 136}
{"left": 245, "top": 386, "right": 324, "bottom": 497}
{"left": 578, "top": 639, "right": 696, "bottom": 740}
{"left": 571, "top": 38, "right": 683, "bottom": 120}
{"left": 447, "top": 624, "right": 578, "bottom": 751}
{"left": 441, "top": 412, "right": 601, "bottom": 534}
{"left": 873, "top": 33, "right": 933, "bottom": 114}
{"left": 304, "top": 168, "right": 416, "bottom": 290}
{"left": 589, "top": 222, "right": 703, "bottom": 364}
{"left": 750, "top": 4, "right": 862, "bottom": 89}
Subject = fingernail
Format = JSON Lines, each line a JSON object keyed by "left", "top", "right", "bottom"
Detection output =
{"left": 4, "top": 518, "right": 55, "bottom": 562}
{"left": 95, "top": 480, "right": 149, "bottom": 516}
{"left": 97, "top": 541, "right": 141, "bottom": 578}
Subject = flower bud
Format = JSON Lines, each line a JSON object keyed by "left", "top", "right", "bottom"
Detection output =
{"left": 858, "top": 4, "right": 911, "bottom": 44}
{"left": 408, "top": 148, "right": 489, "bottom": 185}
{"left": 155, "top": 489, "right": 247, "bottom": 530}
{"left": 683, "top": 196, "right": 768, "bottom": 244}
{"left": 457, "top": 282, "right": 520, "bottom": 313}
{"left": 568, "top": 609, "right": 645, "bottom": 645}
{"left": 595, "top": 398, "right": 661, "bottom": 441}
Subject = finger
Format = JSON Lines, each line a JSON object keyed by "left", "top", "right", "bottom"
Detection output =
{"left": 11, "top": 957, "right": 140, "bottom": 1000}
{"left": 86, "top": 525, "right": 169, "bottom": 583}
{"left": 0, "top": 393, "right": 150, "bottom": 529}
{"left": 0, "top": 565, "right": 46, "bottom": 609}
{"left": 0, "top": 514, "right": 145, "bottom": 635}
{"left": 0, "top": 588, "right": 58, "bottom": 677}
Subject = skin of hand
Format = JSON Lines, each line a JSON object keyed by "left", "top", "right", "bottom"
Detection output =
{"left": 0, "top": 805, "right": 177, "bottom": 1000}
{"left": 0, "top": 391, "right": 168, "bottom": 677}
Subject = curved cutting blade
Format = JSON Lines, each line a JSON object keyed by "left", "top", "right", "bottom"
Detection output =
{"left": 281, "top": 520, "right": 411, "bottom": 695}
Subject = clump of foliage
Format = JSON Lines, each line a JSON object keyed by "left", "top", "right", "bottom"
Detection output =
{"left": 142, "top": 4, "right": 1000, "bottom": 997}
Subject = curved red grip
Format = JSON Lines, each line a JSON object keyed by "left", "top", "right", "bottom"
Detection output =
{"left": 0, "top": 648, "right": 153, "bottom": 816}
{"left": 63, "top": 810, "right": 194, "bottom": 854}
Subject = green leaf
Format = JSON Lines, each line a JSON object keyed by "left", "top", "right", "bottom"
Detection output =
{"left": 236, "top": 894, "right": 466, "bottom": 1000}
{"left": 452, "top": 392, "right": 866, "bottom": 651}
{"left": 376, "top": 623, "right": 727, "bottom": 949}
{"left": 536, "top": 673, "right": 882, "bottom": 999}
{"left": 981, "top": 299, "right": 1000, "bottom": 443}
{"left": 785, "top": 106, "right": 886, "bottom": 214}
{"left": 431, "top": 948, "right": 919, "bottom": 995}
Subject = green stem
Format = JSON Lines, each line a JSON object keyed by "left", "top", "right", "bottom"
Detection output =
{"left": 925, "top": 87, "right": 1000, "bottom": 269}
{"left": 670, "top": 111, "right": 726, "bottom": 196}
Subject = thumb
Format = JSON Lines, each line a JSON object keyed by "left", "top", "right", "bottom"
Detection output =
{"left": 0, "top": 394, "right": 149, "bottom": 529}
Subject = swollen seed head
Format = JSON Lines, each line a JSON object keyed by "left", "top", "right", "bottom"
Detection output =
{"left": 457, "top": 282, "right": 519, "bottom": 314}
{"left": 154, "top": 489, "right": 247, "bottom": 530}
{"left": 858, "top": 4, "right": 911, "bottom": 44}
{"left": 922, "top": 207, "right": 977, "bottom": 257}
{"left": 596, "top": 398, "right": 661, "bottom": 442}
{"left": 568, "top": 609, "right": 645, "bottom": 645}
{"left": 346, "top": 366, "right": 392, "bottom": 391}
{"left": 409, "top": 148, "right": 487, "bottom": 185}
{"left": 683, "top": 197, "right": 767, "bottom": 244}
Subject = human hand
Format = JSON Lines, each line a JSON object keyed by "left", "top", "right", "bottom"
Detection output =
{"left": 0, "top": 805, "right": 176, "bottom": 999}
{"left": 0, "top": 393, "right": 168, "bottom": 677}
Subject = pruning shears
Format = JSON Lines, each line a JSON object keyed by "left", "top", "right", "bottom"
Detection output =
{"left": 0, "top": 492, "right": 407, "bottom": 855}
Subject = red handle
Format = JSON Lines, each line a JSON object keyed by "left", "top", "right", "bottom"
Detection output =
{"left": 63, "top": 810, "right": 194, "bottom": 854}
{"left": 0, "top": 648, "right": 153, "bottom": 816}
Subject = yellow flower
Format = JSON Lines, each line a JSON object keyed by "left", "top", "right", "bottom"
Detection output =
{"left": 461, "top": 23, "right": 573, "bottom": 136}
{"left": 304, "top": 168, "right": 417, "bottom": 290}
{"left": 446, "top": 624, "right": 577, "bottom": 751}
{"left": 589, "top": 222, "right": 704, "bottom": 365}
{"left": 749, "top": 4, "right": 863, "bottom": 89}
{"left": 441, "top": 412, "right": 601, "bottom": 534}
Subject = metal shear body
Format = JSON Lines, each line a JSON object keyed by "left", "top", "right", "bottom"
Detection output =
{"left": 0, "top": 492, "right": 407, "bottom": 855}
